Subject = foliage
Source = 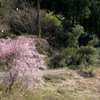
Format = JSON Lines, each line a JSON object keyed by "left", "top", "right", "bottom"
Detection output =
{"left": 0, "top": 36, "right": 46, "bottom": 91}
{"left": 47, "top": 47, "right": 77, "bottom": 68}
{"left": 59, "top": 25, "right": 85, "bottom": 47}
{"left": 1, "top": 0, "right": 100, "bottom": 49}
{"left": 87, "top": 35, "right": 99, "bottom": 46}
{"left": 77, "top": 46, "right": 99, "bottom": 75}
{"left": 41, "top": 0, "right": 92, "bottom": 26}
{"left": 40, "top": 0, "right": 100, "bottom": 39}
{"left": 68, "top": 25, "right": 85, "bottom": 48}
{"left": 42, "top": 11, "right": 63, "bottom": 36}
{"left": 96, "top": 47, "right": 100, "bottom": 57}
{"left": 35, "top": 39, "right": 49, "bottom": 55}
{"left": 7, "top": 0, "right": 100, "bottom": 40}
{"left": 82, "top": 0, "right": 100, "bottom": 38}
{"left": 43, "top": 11, "right": 63, "bottom": 28}
{"left": 77, "top": 46, "right": 98, "bottom": 56}
{"left": 0, "top": 31, "right": 17, "bottom": 39}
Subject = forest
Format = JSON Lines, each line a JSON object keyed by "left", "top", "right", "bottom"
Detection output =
{"left": 0, "top": 0, "right": 100, "bottom": 100}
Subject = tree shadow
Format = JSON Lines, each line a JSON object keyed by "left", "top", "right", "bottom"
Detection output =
{"left": 67, "top": 65, "right": 95, "bottom": 78}
{"left": 77, "top": 70, "right": 95, "bottom": 78}
{"left": 67, "top": 65, "right": 80, "bottom": 70}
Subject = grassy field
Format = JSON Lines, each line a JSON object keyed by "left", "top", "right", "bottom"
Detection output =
{"left": 0, "top": 67, "right": 100, "bottom": 100}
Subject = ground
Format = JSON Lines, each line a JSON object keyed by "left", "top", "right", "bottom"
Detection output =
{"left": 42, "top": 68, "right": 100, "bottom": 100}
{"left": 0, "top": 67, "right": 100, "bottom": 100}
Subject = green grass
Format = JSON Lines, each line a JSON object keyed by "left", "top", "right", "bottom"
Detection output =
{"left": 0, "top": 84, "right": 73, "bottom": 100}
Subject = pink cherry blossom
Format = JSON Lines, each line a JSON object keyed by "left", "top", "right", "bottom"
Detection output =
{"left": 0, "top": 36, "right": 46, "bottom": 91}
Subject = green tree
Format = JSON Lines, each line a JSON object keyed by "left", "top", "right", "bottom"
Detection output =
{"left": 81, "top": 0, "right": 100, "bottom": 38}
{"left": 42, "top": 11, "right": 63, "bottom": 37}
{"left": 30, "top": 0, "right": 99, "bottom": 37}
{"left": 37, "top": 0, "right": 41, "bottom": 37}
{"left": 87, "top": 35, "right": 99, "bottom": 47}
{"left": 41, "top": 0, "right": 92, "bottom": 29}
{"left": 77, "top": 46, "right": 99, "bottom": 76}
{"left": 60, "top": 25, "right": 85, "bottom": 48}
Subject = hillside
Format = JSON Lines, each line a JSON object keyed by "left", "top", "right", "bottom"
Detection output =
{"left": 0, "top": 0, "right": 100, "bottom": 100}
{"left": 0, "top": 68, "right": 100, "bottom": 100}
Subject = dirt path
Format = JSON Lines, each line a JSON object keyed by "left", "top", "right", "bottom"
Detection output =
{"left": 0, "top": 69, "right": 68, "bottom": 78}
{"left": 43, "top": 69, "right": 67, "bottom": 75}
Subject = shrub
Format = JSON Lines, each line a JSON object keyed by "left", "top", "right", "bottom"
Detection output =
{"left": 47, "top": 47, "right": 77, "bottom": 68}
{"left": 42, "top": 11, "right": 63, "bottom": 37}
{"left": 6, "top": 9, "right": 37, "bottom": 35}
{"left": 87, "top": 35, "right": 99, "bottom": 47}
{"left": 43, "top": 11, "right": 63, "bottom": 28}
{"left": 77, "top": 46, "right": 98, "bottom": 56}
{"left": 77, "top": 46, "right": 99, "bottom": 75}
{"left": 0, "top": 31, "right": 17, "bottom": 39}
{"left": 59, "top": 25, "right": 85, "bottom": 47}
{"left": 96, "top": 47, "right": 100, "bottom": 57}
{"left": 0, "top": 36, "right": 46, "bottom": 91}
{"left": 4, "top": 1, "right": 46, "bottom": 35}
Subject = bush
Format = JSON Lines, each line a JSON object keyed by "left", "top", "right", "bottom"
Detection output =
{"left": 77, "top": 46, "right": 98, "bottom": 56}
{"left": 59, "top": 25, "right": 85, "bottom": 47}
{"left": 42, "top": 11, "right": 63, "bottom": 37}
{"left": 35, "top": 38, "right": 49, "bottom": 55}
{"left": 4, "top": 1, "right": 46, "bottom": 35}
{"left": 87, "top": 35, "right": 99, "bottom": 47}
{"left": 77, "top": 46, "right": 99, "bottom": 75}
{"left": 0, "top": 31, "right": 17, "bottom": 39}
{"left": 96, "top": 47, "right": 100, "bottom": 57}
{"left": 43, "top": 11, "right": 63, "bottom": 28}
{"left": 6, "top": 9, "right": 37, "bottom": 35}
{"left": 47, "top": 47, "right": 77, "bottom": 68}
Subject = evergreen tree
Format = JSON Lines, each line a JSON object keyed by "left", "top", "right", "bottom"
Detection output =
{"left": 82, "top": 0, "right": 100, "bottom": 38}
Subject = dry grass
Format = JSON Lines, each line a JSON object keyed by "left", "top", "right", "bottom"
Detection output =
{"left": 43, "top": 68, "right": 100, "bottom": 100}
{"left": 0, "top": 68, "right": 100, "bottom": 100}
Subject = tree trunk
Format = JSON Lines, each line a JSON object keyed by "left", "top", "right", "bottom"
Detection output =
{"left": 37, "top": 0, "right": 41, "bottom": 37}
